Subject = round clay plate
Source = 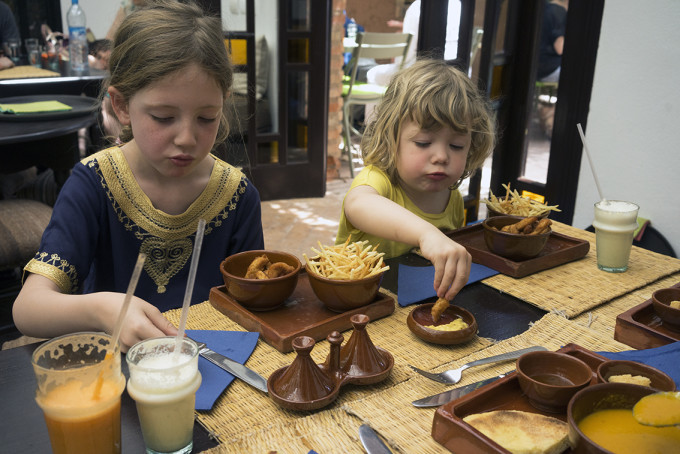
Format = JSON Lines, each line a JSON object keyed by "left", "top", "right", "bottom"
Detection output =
{"left": 407, "top": 303, "right": 478, "bottom": 345}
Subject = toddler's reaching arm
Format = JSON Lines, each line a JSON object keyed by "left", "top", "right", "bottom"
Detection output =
{"left": 344, "top": 185, "right": 471, "bottom": 300}
{"left": 13, "top": 274, "right": 178, "bottom": 352}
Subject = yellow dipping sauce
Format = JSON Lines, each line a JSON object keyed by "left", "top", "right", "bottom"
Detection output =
{"left": 670, "top": 300, "right": 680, "bottom": 309}
{"left": 633, "top": 391, "right": 680, "bottom": 427}
{"left": 578, "top": 408, "right": 680, "bottom": 454}
{"left": 427, "top": 318, "right": 469, "bottom": 331}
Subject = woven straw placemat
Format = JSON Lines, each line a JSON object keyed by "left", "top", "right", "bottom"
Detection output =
{"left": 0, "top": 65, "right": 60, "bottom": 80}
{"left": 482, "top": 222, "right": 680, "bottom": 318}
{"left": 165, "top": 300, "right": 629, "bottom": 452}
{"left": 342, "top": 312, "right": 630, "bottom": 454}
{"left": 572, "top": 272, "right": 680, "bottom": 340}
{"left": 163, "top": 295, "right": 493, "bottom": 451}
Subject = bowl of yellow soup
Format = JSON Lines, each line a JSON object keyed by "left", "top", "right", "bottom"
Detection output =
{"left": 407, "top": 303, "right": 477, "bottom": 345}
{"left": 567, "top": 383, "right": 680, "bottom": 454}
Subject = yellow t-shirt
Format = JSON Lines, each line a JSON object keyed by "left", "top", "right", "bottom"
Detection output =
{"left": 335, "top": 165, "right": 465, "bottom": 258}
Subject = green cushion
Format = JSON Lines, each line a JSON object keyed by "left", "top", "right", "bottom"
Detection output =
{"left": 342, "top": 82, "right": 386, "bottom": 98}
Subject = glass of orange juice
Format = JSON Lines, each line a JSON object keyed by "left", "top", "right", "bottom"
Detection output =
{"left": 31, "top": 332, "right": 126, "bottom": 454}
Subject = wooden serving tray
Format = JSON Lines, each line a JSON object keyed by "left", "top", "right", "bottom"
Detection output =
{"left": 432, "top": 343, "right": 604, "bottom": 454}
{"left": 209, "top": 271, "right": 395, "bottom": 353}
{"left": 614, "top": 283, "right": 680, "bottom": 349}
{"left": 446, "top": 223, "right": 590, "bottom": 278}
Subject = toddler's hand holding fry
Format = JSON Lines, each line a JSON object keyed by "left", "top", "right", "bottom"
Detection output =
{"left": 419, "top": 230, "right": 471, "bottom": 301}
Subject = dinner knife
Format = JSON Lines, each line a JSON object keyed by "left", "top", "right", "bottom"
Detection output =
{"left": 358, "top": 424, "right": 393, "bottom": 454}
{"left": 411, "top": 372, "right": 512, "bottom": 408}
{"left": 193, "top": 340, "right": 268, "bottom": 393}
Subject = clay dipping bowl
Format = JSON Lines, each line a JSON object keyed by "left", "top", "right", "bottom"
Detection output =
{"left": 486, "top": 197, "right": 550, "bottom": 219}
{"left": 220, "top": 250, "right": 301, "bottom": 311}
{"left": 305, "top": 263, "right": 384, "bottom": 312}
{"left": 482, "top": 215, "right": 551, "bottom": 261}
{"left": 596, "top": 360, "right": 676, "bottom": 392}
{"left": 516, "top": 351, "right": 593, "bottom": 413}
{"left": 567, "top": 383, "right": 656, "bottom": 454}
{"left": 407, "top": 303, "right": 477, "bottom": 345}
{"left": 652, "top": 287, "right": 680, "bottom": 331}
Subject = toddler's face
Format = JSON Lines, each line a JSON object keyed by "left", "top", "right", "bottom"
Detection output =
{"left": 396, "top": 120, "right": 470, "bottom": 195}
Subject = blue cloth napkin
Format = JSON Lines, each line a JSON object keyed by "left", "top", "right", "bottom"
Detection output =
{"left": 597, "top": 341, "right": 680, "bottom": 388}
{"left": 186, "top": 329, "right": 260, "bottom": 411}
{"left": 396, "top": 263, "right": 499, "bottom": 306}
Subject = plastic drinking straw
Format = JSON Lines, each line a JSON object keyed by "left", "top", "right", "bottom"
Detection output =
{"left": 109, "top": 252, "right": 147, "bottom": 352}
{"left": 576, "top": 123, "right": 607, "bottom": 203}
{"left": 94, "top": 251, "right": 146, "bottom": 398}
{"left": 174, "top": 218, "right": 207, "bottom": 355}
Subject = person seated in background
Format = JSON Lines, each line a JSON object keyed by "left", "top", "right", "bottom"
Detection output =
{"left": 106, "top": 0, "right": 149, "bottom": 41}
{"left": 537, "top": 0, "right": 568, "bottom": 83}
{"left": 0, "top": 0, "right": 19, "bottom": 70}
{"left": 88, "top": 38, "right": 111, "bottom": 70}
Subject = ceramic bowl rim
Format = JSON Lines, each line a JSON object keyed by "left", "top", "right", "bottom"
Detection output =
{"left": 516, "top": 350, "right": 593, "bottom": 388}
{"left": 482, "top": 215, "right": 552, "bottom": 239}
{"left": 407, "top": 303, "right": 478, "bottom": 345}
{"left": 596, "top": 359, "right": 676, "bottom": 391}
{"left": 221, "top": 249, "right": 302, "bottom": 283}
{"left": 303, "top": 262, "right": 385, "bottom": 284}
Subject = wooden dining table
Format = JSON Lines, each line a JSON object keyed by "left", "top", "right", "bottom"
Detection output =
{"left": 1, "top": 222, "right": 678, "bottom": 453}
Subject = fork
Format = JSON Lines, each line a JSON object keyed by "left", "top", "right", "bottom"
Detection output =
{"left": 409, "top": 346, "right": 547, "bottom": 384}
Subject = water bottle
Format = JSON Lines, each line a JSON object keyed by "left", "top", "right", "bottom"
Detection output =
{"left": 347, "top": 18, "right": 358, "bottom": 39}
{"left": 67, "top": 0, "right": 89, "bottom": 71}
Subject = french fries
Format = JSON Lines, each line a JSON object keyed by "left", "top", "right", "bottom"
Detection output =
{"left": 483, "top": 183, "right": 561, "bottom": 217}
{"left": 303, "top": 237, "right": 390, "bottom": 280}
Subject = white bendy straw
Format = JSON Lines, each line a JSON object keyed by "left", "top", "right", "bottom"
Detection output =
{"left": 175, "top": 218, "right": 207, "bottom": 355}
{"left": 576, "top": 123, "right": 607, "bottom": 203}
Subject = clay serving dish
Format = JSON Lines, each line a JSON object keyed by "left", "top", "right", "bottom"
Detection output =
{"left": 482, "top": 215, "right": 551, "bottom": 261}
{"left": 220, "top": 250, "right": 301, "bottom": 311}
{"left": 406, "top": 303, "right": 477, "bottom": 345}
{"left": 486, "top": 197, "right": 550, "bottom": 219}
{"left": 267, "top": 314, "right": 393, "bottom": 411}
{"left": 596, "top": 359, "right": 676, "bottom": 391}
{"left": 305, "top": 263, "right": 384, "bottom": 312}
{"left": 652, "top": 287, "right": 680, "bottom": 331}
{"left": 516, "top": 350, "right": 593, "bottom": 413}
{"left": 567, "top": 383, "right": 657, "bottom": 454}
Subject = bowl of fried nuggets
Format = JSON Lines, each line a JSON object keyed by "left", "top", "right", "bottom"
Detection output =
{"left": 304, "top": 239, "right": 390, "bottom": 312}
{"left": 483, "top": 215, "right": 552, "bottom": 261}
{"left": 220, "top": 250, "right": 301, "bottom": 311}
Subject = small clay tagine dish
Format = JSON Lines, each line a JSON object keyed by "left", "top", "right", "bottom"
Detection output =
{"left": 220, "top": 250, "right": 301, "bottom": 311}
{"left": 652, "top": 287, "right": 680, "bottom": 331}
{"left": 516, "top": 350, "right": 592, "bottom": 413}
{"left": 407, "top": 303, "right": 477, "bottom": 345}
{"left": 482, "top": 216, "right": 551, "bottom": 261}
{"left": 596, "top": 359, "right": 676, "bottom": 392}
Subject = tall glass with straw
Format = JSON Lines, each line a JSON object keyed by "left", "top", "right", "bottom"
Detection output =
{"left": 30, "top": 252, "right": 146, "bottom": 454}
{"left": 577, "top": 124, "right": 639, "bottom": 272}
{"left": 126, "top": 220, "right": 206, "bottom": 454}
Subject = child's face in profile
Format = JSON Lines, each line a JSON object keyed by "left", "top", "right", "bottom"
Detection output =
{"left": 396, "top": 119, "right": 470, "bottom": 195}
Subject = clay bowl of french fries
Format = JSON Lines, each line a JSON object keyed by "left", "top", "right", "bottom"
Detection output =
{"left": 220, "top": 250, "right": 301, "bottom": 311}
{"left": 304, "top": 240, "right": 390, "bottom": 312}
{"left": 407, "top": 300, "right": 477, "bottom": 345}
{"left": 484, "top": 183, "right": 560, "bottom": 219}
{"left": 482, "top": 215, "right": 552, "bottom": 261}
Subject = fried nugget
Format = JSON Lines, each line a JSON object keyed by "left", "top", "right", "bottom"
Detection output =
{"left": 431, "top": 297, "right": 450, "bottom": 323}
{"left": 245, "top": 254, "right": 271, "bottom": 279}
{"left": 530, "top": 218, "right": 552, "bottom": 235}
{"left": 266, "top": 262, "right": 295, "bottom": 278}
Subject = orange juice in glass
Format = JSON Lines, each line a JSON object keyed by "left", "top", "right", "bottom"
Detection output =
{"left": 31, "top": 332, "right": 125, "bottom": 454}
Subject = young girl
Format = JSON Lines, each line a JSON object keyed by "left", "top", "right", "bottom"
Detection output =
{"left": 336, "top": 59, "right": 495, "bottom": 302}
{"left": 13, "top": 1, "right": 264, "bottom": 351}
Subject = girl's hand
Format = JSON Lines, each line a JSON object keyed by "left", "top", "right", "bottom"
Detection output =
{"left": 419, "top": 230, "right": 472, "bottom": 301}
{"left": 96, "top": 293, "right": 178, "bottom": 352}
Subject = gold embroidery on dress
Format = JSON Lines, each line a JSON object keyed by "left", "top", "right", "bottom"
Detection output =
{"left": 24, "top": 253, "right": 79, "bottom": 293}
{"left": 88, "top": 148, "right": 245, "bottom": 293}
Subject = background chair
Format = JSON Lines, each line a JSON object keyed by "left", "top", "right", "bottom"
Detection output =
{"left": 342, "top": 32, "right": 412, "bottom": 177}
